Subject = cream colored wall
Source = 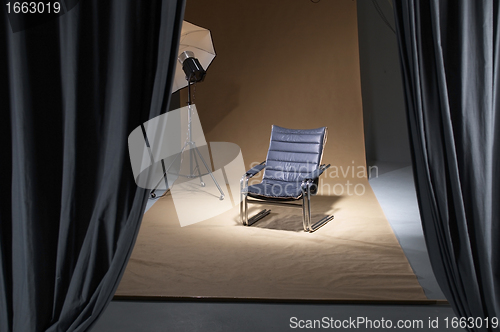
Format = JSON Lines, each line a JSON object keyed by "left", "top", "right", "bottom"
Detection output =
{"left": 182, "top": 0, "right": 366, "bottom": 179}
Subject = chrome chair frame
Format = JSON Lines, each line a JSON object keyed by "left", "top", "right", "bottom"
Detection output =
{"left": 240, "top": 162, "right": 333, "bottom": 232}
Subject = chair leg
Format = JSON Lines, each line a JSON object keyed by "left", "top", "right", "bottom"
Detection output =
{"left": 240, "top": 176, "right": 247, "bottom": 225}
{"left": 302, "top": 189, "right": 310, "bottom": 231}
{"left": 241, "top": 194, "right": 270, "bottom": 226}
{"left": 310, "top": 215, "right": 334, "bottom": 232}
{"left": 240, "top": 176, "right": 271, "bottom": 226}
{"left": 247, "top": 208, "right": 271, "bottom": 226}
{"left": 301, "top": 180, "right": 334, "bottom": 232}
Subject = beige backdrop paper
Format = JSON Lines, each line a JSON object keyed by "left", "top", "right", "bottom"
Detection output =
{"left": 116, "top": 178, "right": 427, "bottom": 301}
{"left": 181, "top": 0, "right": 366, "bottom": 176}
{"left": 115, "top": 1, "right": 429, "bottom": 301}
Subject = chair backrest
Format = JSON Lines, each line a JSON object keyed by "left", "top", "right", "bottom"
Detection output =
{"left": 263, "top": 125, "right": 327, "bottom": 183}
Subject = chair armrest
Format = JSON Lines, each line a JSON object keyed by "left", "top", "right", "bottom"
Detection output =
{"left": 303, "top": 164, "right": 330, "bottom": 181}
{"left": 245, "top": 161, "right": 266, "bottom": 178}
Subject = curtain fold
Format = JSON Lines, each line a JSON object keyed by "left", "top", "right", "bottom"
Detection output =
{"left": 393, "top": 1, "right": 499, "bottom": 330}
{"left": 0, "top": 1, "right": 185, "bottom": 331}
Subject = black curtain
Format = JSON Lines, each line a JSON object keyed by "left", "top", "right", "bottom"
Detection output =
{"left": 394, "top": 0, "right": 499, "bottom": 330}
{"left": 0, "top": 1, "right": 185, "bottom": 331}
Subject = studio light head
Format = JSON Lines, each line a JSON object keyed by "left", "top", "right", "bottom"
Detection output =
{"left": 178, "top": 51, "right": 206, "bottom": 83}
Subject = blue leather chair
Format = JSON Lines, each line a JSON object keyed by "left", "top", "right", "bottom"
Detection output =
{"left": 240, "top": 125, "right": 333, "bottom": 232}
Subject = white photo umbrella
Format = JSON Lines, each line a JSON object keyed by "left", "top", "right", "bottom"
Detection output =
{"left": 171, "top": 21, "right": 216, "bottom": 93}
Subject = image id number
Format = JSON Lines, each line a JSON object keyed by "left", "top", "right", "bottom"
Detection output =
{"left": 6, "top": 2, "right": 61, "bottom": 14}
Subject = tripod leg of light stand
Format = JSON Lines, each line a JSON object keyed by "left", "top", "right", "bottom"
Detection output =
{"left": 192, "top": 143, "right": 225, "bottom": 200}
{"left": 160, "top": 159, "right": 169, "bottom": 191}
{"left": 150, "top": 144, "right": 187, "bottom": 198}
{"left": 140, "top": 124, "right": 164, "bottom": 199}
{"left": 190, "top": 145, "right": 205, "bottom": 187}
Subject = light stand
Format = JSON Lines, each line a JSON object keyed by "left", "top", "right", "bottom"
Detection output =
{"left": 149, "top": 52, "right": 224, "bottom": 200}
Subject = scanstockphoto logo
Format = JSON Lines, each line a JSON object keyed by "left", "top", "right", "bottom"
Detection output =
{"left": 246, "top": 161, "right": 378, "bottom": 197}
{"left": 128, "top": 105, "right": 246, "bottom": 227}
{"left": 4, "top": 0, "right": 81, "bottom": 32}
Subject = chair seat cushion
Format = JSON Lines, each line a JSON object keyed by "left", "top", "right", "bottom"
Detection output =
{"left": 247, "top": 180, "right": 303, "bottom": 200}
